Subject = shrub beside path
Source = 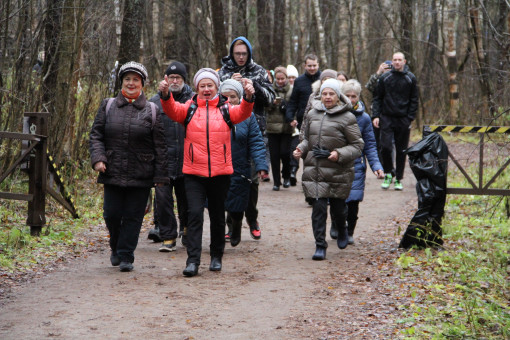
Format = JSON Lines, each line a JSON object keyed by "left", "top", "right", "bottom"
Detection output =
{"left": 0, "top": 170, "right": 416, "bottom": 339}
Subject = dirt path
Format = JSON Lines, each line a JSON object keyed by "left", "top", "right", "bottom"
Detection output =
{"left": 0, "top": 170, "right": 416, "bottom": 339}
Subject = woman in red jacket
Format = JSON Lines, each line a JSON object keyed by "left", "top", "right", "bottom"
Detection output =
{"left": 159, "top": 68, "right": 255, "bottom": 277}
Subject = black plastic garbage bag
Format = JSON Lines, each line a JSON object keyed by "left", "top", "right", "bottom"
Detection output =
{"left": 399, "top": 132, "right": 448, "bottom": 249}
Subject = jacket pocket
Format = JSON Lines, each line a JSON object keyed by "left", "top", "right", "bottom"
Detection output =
{"left": 188, "top": 143, "right": 194, "bottom": 163}
{"left": 104, "top": 150, "right": 115, "bottom": 176}
{"left": 134, "top": 153, "right": 155, "bottom": 179}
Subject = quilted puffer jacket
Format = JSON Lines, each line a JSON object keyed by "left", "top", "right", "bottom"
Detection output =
{"left": 89, "top": 92, "right": 169, "bottom": 187}
{"left": 297, "top": 98, "right": 364, "bottom": 199}
{"left": 160, "top": 93, "right": 254, "bottom": 177}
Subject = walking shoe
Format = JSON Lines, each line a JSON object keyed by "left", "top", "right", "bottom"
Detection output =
{"left": 348, "top": 235, "right": 355, "bottom": 245}
{"left": 159, "top": 239, "right": 176, "bottom": 252}
{"left": 119, "top": 262, "right": 133, "bottom": 272}
{"left": 289, "top": 167, "right": 297, "bottom": 186}
{"left": 272, "top": 185, "right": 280, "bottom": 191}
{"left": 147, "top": 226, "right": 162, "bottom": 242}
{"left": 312, "top": 246, "right": 326, "bottom": 261}
{"left": 209, "top": 257, "right": 222, "bottom": 271}
{"left": 283, "top": 178, "right": 291, "bottom": 188}
{"left": 180, "top": 228, "right": 188, "bottom": 247}
{"left": 225, "top": 231, "right": 232, "bottom": 241}
{"left": 110, "top": 253, "right": 120, "bottom": 266}
{"left": 381, "top": 173, "right": 393, "bottom": 190}
{"left": 183, "top": 263, "right": 199, "bottom": 277}
{"left": 249, "top": 221, "right": 261, "bottom": 240}
{"left": 261, "top": 173, "right": 270, "bottom": 182}
{"left": 394, "top": 179, "right": 403, "bottom": 191}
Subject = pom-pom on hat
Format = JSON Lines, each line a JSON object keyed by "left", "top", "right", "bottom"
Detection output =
{"left": 193, "top": 68, "right": 220, "bottom": 89}
{"left": 165, "top": 61, "right": 187, "bottom": 81}
{"left": 219, "top": 79, "right": 244, "bottom": 99}
{"left": 118, "top": 61, "right": 148, "bottom": 86}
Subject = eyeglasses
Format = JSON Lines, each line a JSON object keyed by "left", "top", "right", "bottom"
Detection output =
{"left": 168, "top": 76, "right": 183, "bottom": 81}
{"left": 233, "top": 52, "right": 248, "bottom": 57}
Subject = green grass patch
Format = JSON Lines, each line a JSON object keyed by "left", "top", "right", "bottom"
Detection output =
{"left": 394, "top": 170, "right": 510, "bottom": 338}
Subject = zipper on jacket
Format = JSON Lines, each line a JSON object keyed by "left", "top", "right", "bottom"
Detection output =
{"left": 223, "top": 144, "right": 227, "bottom": 163}
{"left": 206, "top": 100, "right": 211, "bottom": 177}
{"left": 315, "top": 112, "right": 328, "bottom": 199}
{"left": 189, "top": 143, "right": 193, "bottom": 163}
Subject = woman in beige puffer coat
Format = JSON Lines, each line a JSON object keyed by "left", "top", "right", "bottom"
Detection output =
{"left": 294, "top": 79, "right": 364, "bottom": 260}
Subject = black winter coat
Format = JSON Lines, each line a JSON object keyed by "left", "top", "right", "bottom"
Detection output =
{"left": 149, "top": 84, "right": 194, "bottom": 179}
{"left": 372, "top": 68, "right": 419, "bottom": 121}
{"left": 89, "top": 92, "right": 169, "bottom": 188}
{"left": 285, "top": 71, "right": 322, "bottom": 126}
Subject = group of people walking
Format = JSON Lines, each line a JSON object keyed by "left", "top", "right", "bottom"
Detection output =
{"left": 89, "top": 36, "right": 418, "bottom": 276}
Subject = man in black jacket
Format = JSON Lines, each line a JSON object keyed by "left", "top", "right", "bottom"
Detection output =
{"left": 285, "top": 54, "right": 321, "bottom": 185}
{"left": 148, "top": 61, "right": 194, "bottom": 250}
{"left": 219, "top": 36, "right": 275, "bottom": 239}
{"left": 372, "top": 52, "right": 419, "bottom": 191}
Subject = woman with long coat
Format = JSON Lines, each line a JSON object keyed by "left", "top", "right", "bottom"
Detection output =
{"left": 90, "top": 61, "right": 169, "bottom": 272}
{"left": 294, "top": 79, "right": 364, "bottom": 260}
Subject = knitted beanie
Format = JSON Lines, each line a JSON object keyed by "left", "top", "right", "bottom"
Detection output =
{"left": 193, "top": 68, "right": 220, "bottom": 89}
{"left": 219, "top": 79, "right": 244, "bottom": 99}
{"left": 118, "top": 61, "right": 148, "bottom": 86}
{"left": 287, "top": 65, "right": 299, "bottom": 78}
{"left": 165, "top": 61, "right": 187, "bottom": 81}
{"left": 320, "top": 79, "right": 342, "bottom": 98}
{"left": 274, "top": 66, "right": 287, "bottom": 77}
{"left": 320, "top": 69, "right": 338, "bottom": 82}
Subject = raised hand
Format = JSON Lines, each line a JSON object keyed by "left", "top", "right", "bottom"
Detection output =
{"left": 158, "top": 75, "right": 170, "bottom": 97}
{"left": 241, "top": 78, "right": 255, "bottom": 100}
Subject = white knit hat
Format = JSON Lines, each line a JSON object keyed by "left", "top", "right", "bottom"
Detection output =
{"left": 287, "top": 64, "right": 299, "bottom": 78}
{"left": 193, "top": 68, "right": 220, "bottom": 89}
{"left": 219, "top": 79, "right": 244, "bottom": 99}
{"left": 320, "top": 79, "right": 342, "bottom": 98}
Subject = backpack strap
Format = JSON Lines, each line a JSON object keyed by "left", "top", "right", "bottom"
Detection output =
{"left": 148, "top": 102, "right": 157, "bottom": 130}
{"left": 105, "top": 97, "right": 115, "bottom": 116}
{"left": 219, "top": 102, "right": 235, "bottom": 140}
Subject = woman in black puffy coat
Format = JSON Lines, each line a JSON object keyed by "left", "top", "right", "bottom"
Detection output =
{"left": 89, "top": 61, "right": 168, "bottom": 272}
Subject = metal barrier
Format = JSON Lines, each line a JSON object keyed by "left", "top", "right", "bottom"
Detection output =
{"left": 0, "top": 112, "right": 79, "bottom": 235}
{"left": 423, "top": 125, "right": 510, "bottom": 196}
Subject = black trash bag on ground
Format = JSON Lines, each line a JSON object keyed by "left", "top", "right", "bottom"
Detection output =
{"left": 399, "top": 132, "right": 448, "bottom": 249}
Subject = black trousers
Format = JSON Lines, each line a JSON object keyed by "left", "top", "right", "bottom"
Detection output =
{"left": 289, "top": 135, "right": 300, "bottom": 169}
{"left": 379, "top": 115, "right": 411, "bottom": 180}
{"left": 312, "top": 198, "right": 347, "bottom": 248}
{"left": 267, "top": 133, "right": 291, "bottom": 186}
{"left": 103, "top": 185, "right": 151, "bottom": 263}
{"left": 184, "top": 174, "right": 230, "bottom": 265}
{"left": 346, "top": 200, "right": 360, "bottom": 235}
{"left": 154, "top": 177, "right": 187, "bottom": 240}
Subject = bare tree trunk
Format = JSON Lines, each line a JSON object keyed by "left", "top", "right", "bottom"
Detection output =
{"left": 143, "top": 0, "right": 159, "bottom": 81}
{"left": 114, "top": 0, "right": 144, "bottom": 93}
{"left": 210, "top": 0, "right": 228, "bottom": 68}
{"left": 311, "top": 0, "right": 327, "bottom": 66}
{"left": 297, "top": 0, "right": 307, "bottom": 64}
{"left": 272, "top": 0, "right": 285, "bottom": 68}
{"left": 283, "top": 0, "right": 291, "bottom": 65}
{"left": 256, "top": 0, "right": 271, "bottom": 68}
{"left": 446, "top": 0, "right": 460, "bottom": 123}
{"left": 400, "top": 0, "right": 413, "bottom": 63}
{"left": 115, "top": 0, "right": 122, "bottom": 46}
{"left": 469, "top": 6, "right": 496, "bottom": 120}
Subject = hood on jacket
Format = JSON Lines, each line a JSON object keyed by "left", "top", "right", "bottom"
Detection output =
{"left": 228, "top": 36, "right": 253, "bottom": 67}
{"left": 311, "top": 79, "right": 321, "bottom": 97}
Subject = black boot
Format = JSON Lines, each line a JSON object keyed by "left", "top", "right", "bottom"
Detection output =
{"left": 312, "top": 246, "right": 326, "bottom": 260}
{"left": 147, "top": 226, "right": 162, "bottom": 242}
{"left": 289, "top": 167, "right": 297, "bottom": 186}
{"left": 347, "top": 219, "right": 356, "bottom": 245}
{"left": 337, "top": 224, "right": 348, "bottom": 249}
{"left": 330, "top": 220, "right": 338, "bottom": 239}
{"left": 230, "top": 218, "right": 242, "bottom": 247}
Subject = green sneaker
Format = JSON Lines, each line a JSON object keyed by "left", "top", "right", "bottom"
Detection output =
{"left": 381, "top": 174, "right": 393, "bottom": 189}
{"left": 394, "top": 179, "right": 403, "bottom": 191}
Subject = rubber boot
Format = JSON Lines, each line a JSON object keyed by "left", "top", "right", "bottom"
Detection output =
{"left": 330, "top": 220, "right": 338, "bottom": 239}
{"left": 230, "top": 218, "right": 242, "bottom": 247}
{"left": 337, "top": 224, "right": 348, "bottom": 249}
{"left": 347, "top": 219, "right": 357, "bottom": 245}
{"left": 289, "top": 167, "right": 297, "bottom": 186}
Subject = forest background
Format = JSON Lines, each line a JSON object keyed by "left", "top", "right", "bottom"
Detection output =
{"left": 1, "top": 0, "right": 509, "bottom": 172}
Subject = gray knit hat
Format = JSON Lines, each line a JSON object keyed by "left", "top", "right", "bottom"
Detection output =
{"left": 320, "top": 79, "right": 342, "bottom": 98}
{"left": 320, "top": 69, "right": 338, "bottom": 82}
{"left": 193, "top": 68, "right": 220, "bottom": 89}
{"left": 219, "top": 79, "right": 244, "bottom": 99}
{"left": 118, "top": 61, "right": 148, "bottom": 86}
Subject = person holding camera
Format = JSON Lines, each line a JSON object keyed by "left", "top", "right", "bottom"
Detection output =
{"left": 266, "top": 66, "right": 294, "bottom": 191}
